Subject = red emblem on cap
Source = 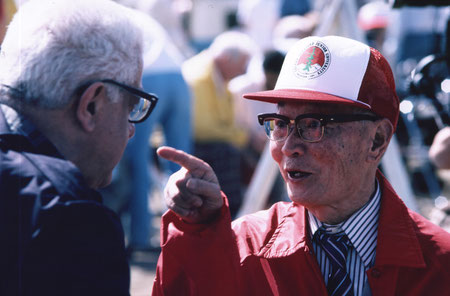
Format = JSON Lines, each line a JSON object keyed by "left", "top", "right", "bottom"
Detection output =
{"left": 294, "top": 41, "right": 331, "bottom": 79}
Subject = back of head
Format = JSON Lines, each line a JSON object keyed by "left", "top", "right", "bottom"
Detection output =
{"left": 208, "top": 31, "right": 258, "bottom": 81}
{"left": 0, "top": 0, "right": 143, "bottom": 109}
{"left": 209, "top": 31, "right": 257, "bottom": 61}
{"left": 358, "top": 1, "right": 391, "bottom": 32}
{"left": 273, "top": 14, "right": 317, "bottom": 40}
{"left": 272, "top": 14, "right": 318, "bottom": 53}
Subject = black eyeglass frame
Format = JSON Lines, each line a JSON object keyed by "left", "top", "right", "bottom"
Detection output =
{"left": 257, "top": 112, "right": 380, "bottom": 143}
{"left": 99, "top": 79, "right": 158, "bottom": 123}
{"left": 2, "top": 79, "right": 159, "bottom": 123}
{"left": 74, "top": 79, "right": 158, "bottom": 123}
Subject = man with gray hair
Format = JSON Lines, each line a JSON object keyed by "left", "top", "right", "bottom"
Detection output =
{"left": 0, "top": 0, "right": 158, "bottom": 294}
{"left": 182, "top": 31, "right": 258, "bottom": 218}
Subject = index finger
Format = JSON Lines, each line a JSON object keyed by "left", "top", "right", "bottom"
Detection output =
{"left": 157, "top": 146, "right": 212, "bottom": 176}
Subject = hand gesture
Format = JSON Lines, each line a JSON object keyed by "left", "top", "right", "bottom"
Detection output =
{"left": 157, "top": 146, "right": 223, "bottom": 224}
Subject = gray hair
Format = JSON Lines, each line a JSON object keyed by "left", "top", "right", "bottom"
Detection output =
{"left": 209, "top": 31, "right": 257, "bottom": 62}
{"left": 0, "top": 0, "right": 143, "bottom": 109}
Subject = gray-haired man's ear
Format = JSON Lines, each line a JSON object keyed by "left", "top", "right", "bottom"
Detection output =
{"left": 367, "top": 118, "right": 394, "bottom": 163}
{"left": 76, "top": 82, "right": 105, "bottom": 132}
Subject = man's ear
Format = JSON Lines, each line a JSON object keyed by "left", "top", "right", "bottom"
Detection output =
{"left": 367, "top": 118, "right": 394, "bottom": 163}
{"left": 76, "top": 82, "right": 105, "bottom": 132}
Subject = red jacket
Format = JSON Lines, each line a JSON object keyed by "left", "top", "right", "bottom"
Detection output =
{"left": 152, "top": 172, "right": 450, "bottom": 295}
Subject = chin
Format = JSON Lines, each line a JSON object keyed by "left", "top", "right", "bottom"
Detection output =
{"left": 287, "top": 187, "right": 315, "bottom": 206}
{"left": 99, "top": 173, "right": 114, "bottom": 189}
{"left": 89, "top": 172, "right": 113, "bottom": 190}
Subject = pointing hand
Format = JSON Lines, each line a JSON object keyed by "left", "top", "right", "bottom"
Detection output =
{"left": 157, "top": 146, "right": 223, "bottom": 224}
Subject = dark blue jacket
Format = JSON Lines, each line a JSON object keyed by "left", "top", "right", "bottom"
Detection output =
{"left": 0, "top": 108, "right": 130, "bottom": 295}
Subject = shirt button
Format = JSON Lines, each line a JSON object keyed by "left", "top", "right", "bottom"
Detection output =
{"left": 371, "top": 268, "right": 381, "bottom": 278}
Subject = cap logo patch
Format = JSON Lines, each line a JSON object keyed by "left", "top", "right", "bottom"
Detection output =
{"left": 294, "top": 41, "right": 331, "bottom": 79}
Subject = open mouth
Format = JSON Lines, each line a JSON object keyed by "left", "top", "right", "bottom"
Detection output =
{"left": 287, "top": 170, "right": 311, "bottom": 179}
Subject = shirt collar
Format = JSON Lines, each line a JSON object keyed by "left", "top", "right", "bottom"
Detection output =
{"left": 0, "top": 104, "right": 62, "bottom": 158}
{"left": 309, "top": 180, "right": 381, "bottom": 267}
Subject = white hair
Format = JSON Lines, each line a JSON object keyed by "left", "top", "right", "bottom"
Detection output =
{"left": 209, "top": 31, "right": 258, "bottom": 62}
{"left": 0, "top": 0, "right": 143, "bottom": 109}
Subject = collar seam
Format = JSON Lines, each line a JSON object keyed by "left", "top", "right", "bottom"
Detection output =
{"left": 258, "top": 204, "right": 308, "bottom": 258}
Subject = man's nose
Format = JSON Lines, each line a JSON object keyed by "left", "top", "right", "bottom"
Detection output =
{"left": 281, "top": 126, "right": 306, "bottom": 156}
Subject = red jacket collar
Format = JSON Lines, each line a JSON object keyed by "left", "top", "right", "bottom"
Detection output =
{"left": 257, "top": 171, "right": 426, "bottom": 268}
{"left": 257, "top": 202, "right": 310, "bottom": 258}
{"left": 374, "top": 170, "right": 425, "bottom": 268}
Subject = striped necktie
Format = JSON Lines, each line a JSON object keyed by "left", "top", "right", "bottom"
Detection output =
{"left": 315, "top": 228, "right": 354, "bottom": 296}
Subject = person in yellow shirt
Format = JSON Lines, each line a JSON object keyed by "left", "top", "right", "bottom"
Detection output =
{"left": 0, "top": 0, "right": 16, "bottom": 43}
{"left": 182, "top": 31, "right": 257, "bottom": 217}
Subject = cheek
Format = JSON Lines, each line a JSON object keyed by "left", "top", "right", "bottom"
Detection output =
{"left": 322, "top": 136, "right": 366, "bottom": 183}
{"left": 270, "top": 141, "right": 282, "bottom": 165}
{"left": 107, "top": 120, "right": 131, "bottom": 157}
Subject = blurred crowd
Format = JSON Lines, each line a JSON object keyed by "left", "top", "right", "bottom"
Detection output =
{"left": 1, "top": 0, "right": 449, "bottom": 253}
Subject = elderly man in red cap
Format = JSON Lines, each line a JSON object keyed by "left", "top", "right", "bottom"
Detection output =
{"left": 152, "top": 36, "right": 450, "bottom": 296}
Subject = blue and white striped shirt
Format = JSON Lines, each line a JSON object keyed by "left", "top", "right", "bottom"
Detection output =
{"left": 309, "top": 181, "right": 381, "bottom": 296}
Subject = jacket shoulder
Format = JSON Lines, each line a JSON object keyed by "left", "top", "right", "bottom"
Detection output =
{"left": 408, "top": 209, "right": 450, "bottom": 254}
{"left": 0, "top": 148, "right": 47, "bottom": 197}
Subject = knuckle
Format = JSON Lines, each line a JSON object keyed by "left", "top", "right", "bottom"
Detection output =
{"left": 166, "top": 198, "right": 176, "bottom": 209}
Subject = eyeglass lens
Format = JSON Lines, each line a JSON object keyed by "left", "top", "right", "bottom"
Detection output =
{"left": 263, "top": 117, "right": 323, "bottom": 142}
{"left": 129, "top": 97, "right": 152, "bottom": 123}
{"left": 98, "top": 79, "right": 157, "bottom": 123}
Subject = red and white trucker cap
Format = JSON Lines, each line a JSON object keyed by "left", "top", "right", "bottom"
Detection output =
{"left": 243, "top": 35, "right": 400, "bottom": 130}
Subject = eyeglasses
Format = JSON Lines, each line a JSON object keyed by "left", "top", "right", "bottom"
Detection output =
{"left": 99, "top": 79, "right": 158, "bottom": 123}
{"left": 258, "top": 113, "right": 379, "bottom": 143}
{"left": 3, "top": 79, "right": 159, "bottom": 123}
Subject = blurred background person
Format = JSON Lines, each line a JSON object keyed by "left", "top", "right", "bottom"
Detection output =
{"left": 272, "top": 12, "right": 319, "bottom": 53}
{"left": 182, "top": 31, "right": 256, "bottom": 217}
{"left": 430, "top": 127, "right": 450, "bottom": 170}
{"left": 0, "top": 0, "right": 16, "bottom": 43}
{"left": 0, "top": 0, "right": 4, "bottom": 42}
{"left": 357, "top": 0, "right": 391, "bottom": 52}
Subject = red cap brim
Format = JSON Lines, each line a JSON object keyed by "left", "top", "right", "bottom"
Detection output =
{"left": 243, "top": 89, "right": 372, "bottom": 110}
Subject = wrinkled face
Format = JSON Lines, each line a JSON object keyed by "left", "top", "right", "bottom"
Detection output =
{"left": 270, "top": 102, "right": 374, "bottom": 213}
{"left": 93, "top": 77, "right": 141, "bottom": 188}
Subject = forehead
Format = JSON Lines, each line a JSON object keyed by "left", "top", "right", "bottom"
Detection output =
{"left": 277, "top": 101, "right": 364, "bottom": 115}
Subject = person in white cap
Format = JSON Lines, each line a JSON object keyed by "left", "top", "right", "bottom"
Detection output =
{"left": 152, "top": 36, "right": 450, "bottom": 295}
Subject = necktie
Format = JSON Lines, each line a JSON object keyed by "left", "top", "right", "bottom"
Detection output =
{"left": 316, "top": 229, "right": 354, "bottom": 296}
